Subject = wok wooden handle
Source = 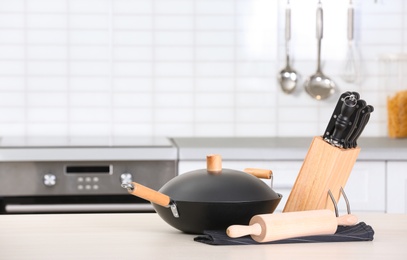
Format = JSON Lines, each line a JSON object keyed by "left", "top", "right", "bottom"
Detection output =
{"left": 227, "top": 210, "right": 356, "bottom": 243}
{"left": 243, "top": 168, "right": 272, "bottom": 179}
{"left": 127, "top": 182, "right": 171, "bottom": 207}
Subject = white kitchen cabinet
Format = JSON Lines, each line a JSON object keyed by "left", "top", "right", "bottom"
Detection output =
{"left": 340, "top": 161, "right": 386, "bottom": 213}
{"left": 178, "top": 160, "right": 386, "bottom": 213}
{"left": 386, "top": 162, "right": 407, "bottom": 213}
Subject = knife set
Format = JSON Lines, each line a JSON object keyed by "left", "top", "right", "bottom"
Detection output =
{"left": 284, "top": 92, "right": 374, "bottom": 212}
{"left": 322, "top": 91, "right": 374, "bottom": 148}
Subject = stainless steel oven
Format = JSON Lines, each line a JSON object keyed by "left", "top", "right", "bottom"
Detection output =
{"left": 0, "top": 137, "right": 177, "bottom": 214}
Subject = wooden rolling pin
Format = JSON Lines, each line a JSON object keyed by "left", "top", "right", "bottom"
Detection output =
{"left": 227, "top": 209, "right": 358, "bottom": 243}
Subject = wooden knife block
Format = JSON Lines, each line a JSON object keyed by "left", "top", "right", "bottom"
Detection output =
{"left": 283, "top": 136, "right": 360, "bottom": 212}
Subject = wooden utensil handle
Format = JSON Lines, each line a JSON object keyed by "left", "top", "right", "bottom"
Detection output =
{"left": 337, "top": 214, "right": 358, "bottom": 226}
{"left": 243, "top": 168, "right": 272, "bottom": 179}
{"left": 227, "top": 223, "right": 262, "bottom": 238}
{"left": 127, "top": 182, "right": 170, "bottom": 207}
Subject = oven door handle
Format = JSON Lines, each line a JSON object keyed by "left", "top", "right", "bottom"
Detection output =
{"left": 5, "top": 203, "right": 154, "bottom": 213}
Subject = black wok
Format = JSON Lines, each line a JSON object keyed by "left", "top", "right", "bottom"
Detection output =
{"left": 122, "top": 154, "right": 282, "bottom": 234}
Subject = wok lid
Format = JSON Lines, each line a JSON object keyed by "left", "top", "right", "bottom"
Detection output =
{"left": 159, "top": 154, "right": 280, "bottom": 203}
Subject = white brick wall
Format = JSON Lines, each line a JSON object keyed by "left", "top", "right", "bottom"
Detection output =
{"left": 0, "top": 0, "right": 404, "bottom": 138}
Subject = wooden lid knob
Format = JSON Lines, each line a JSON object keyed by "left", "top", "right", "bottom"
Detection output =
{"left": 207, "top": 154, "right": 222, "bottom": 173}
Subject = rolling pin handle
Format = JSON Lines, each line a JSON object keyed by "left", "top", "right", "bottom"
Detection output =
{"left": 337, "top": 214, "right": 358, "bottom": 226}
{"left": 226, "top": 223, "right": 262, "bottom": 238}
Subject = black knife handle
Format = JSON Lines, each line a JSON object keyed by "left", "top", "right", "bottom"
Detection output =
{"left": 331, "top": 95, "right": 358, "bottom": 146}
{"left": 323, "top": 91, "right": 354, "bottom": 140}
{"left": 350, "top": 105, "right": 374, "bottom": 148}
{"left": 342, "top": 99, "right": 367, "bottom": 149}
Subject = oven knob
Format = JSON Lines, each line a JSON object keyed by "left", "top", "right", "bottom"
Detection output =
{"left": 43, "top": 174, "right": 56, "bottom": 187}
{"left": 120, "top": 173, "right": 133, "bottom": 184}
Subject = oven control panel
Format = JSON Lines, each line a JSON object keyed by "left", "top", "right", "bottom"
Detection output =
{"left": 0, "top": 161, "right": 177, "bottom": 196}
{"left": 64, "top": 165, "right": 112, "bottom": 192}
{"left": 75, "top": 175, "right": 101, "bottom": 191}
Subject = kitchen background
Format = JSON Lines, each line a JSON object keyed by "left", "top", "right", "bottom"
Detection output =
{"left": 0, "top": 0, "right": 405, "bottom": 138}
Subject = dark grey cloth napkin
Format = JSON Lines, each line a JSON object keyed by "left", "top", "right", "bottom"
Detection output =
{"left": 194, "top": 222, "right": 374, "bottom": 245}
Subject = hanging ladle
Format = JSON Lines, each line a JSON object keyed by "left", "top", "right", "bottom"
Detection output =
{"left": 277, "top": 0, "right": 298, "bottom": 94}
{"left": 304, "top": 0, "right": 337, "bottom": 100}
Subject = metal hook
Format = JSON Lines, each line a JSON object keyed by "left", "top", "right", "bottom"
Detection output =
{"left": 328, "top": 187, "right": 352, "bottom": 217}
{"left": 328, "top": 189, "right": 339, "bottom": 217}
{"left": 340, "top": 187, "right": 352, "bottom": 214}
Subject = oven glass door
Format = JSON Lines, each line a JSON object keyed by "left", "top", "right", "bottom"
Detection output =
{"left": 0, "top": 195, "right": 154, "bottom": 214}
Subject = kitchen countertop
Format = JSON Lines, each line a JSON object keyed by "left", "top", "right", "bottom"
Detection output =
{"left": 172, "top": 137, "right": 407, "bottom": 161}
{"left": 0, "top": 136, "right": 405, "bottom": 162}
{"left": 0, "top": 136, "right": 177, "bottom": 161}
{"left": 0, "top": 213, "right": 406, "bottom": 260}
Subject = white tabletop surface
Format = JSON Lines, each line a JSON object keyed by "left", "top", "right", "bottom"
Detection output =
{"left": 0, "top": 213, "right": 406, "bottom": 260}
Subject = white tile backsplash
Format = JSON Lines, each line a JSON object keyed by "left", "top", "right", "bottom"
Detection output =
{"left": 27, "top": 108, "right": 68, "bottom": 122}
{"left": 0, "top": 108, "right": 24, "bottom": 122}
{"left": 195, "top": 16, "right": 235, "bottom": 30}
{"left": 28, "top": 61, "right": 67, "bottom": 75}
{"left": 156, "top": 62, "right": 193, "bottom": 76}
{"left": 115, "top": 62, "right": 153, "bottom": 76}
{"left": 69, "top": 0, "right": 110, "bottom": 13}
{"left": 0, "top": 76, "right": 24, "bottom": 90}
{"left": 27, "top": 93, "right": 67, "bottom": 107}
{"left": 155, "top": 31, "right": 193, "bottom": 45}
{"left": 0, "top": 61, "right": 24, "bottom": 75}
{"left": 155, "top": 0, "right": 193, "bottom": 14}
{"left": 28, "top": 46, "right": 67, "bottom": 60}
{"left": 196, "top": 32, "right": 234, "bottom": 45}
{"left": 114, "top": 108, "right": 152, "bottom": 123}
{"left": 70, "top": 108, "right": 111, "bottom": 122}
{"left": 155, "top": 78, "right": 193, "bottom": 92}
{"left": 155, "top": 46, "right": 193, "bottom": 61}
{"left": 70, "top": 93, "right": 110, "bottom": 106}
{"left": 0, "top": 45, "right": 24, "bottom": 59}
{"left": 26, "top": 0, "right": 66, "bottom": 13}
{"left": 236, "top": 108, "right": 276, "bottom": 123}
{"left": 113, "top": 93, "right": 152, "bottom": 107}
{"left": 0, "top": 0, "right": 404, "bottom": 138}
{"left": 27, "top": 14, "right": 68, "bottom": 29}
{"left": 196, "top": 0, "right": 235, "bottom": 14}
{"left": 0, "top": 30, "right": 24, "bottom": 44}
{"left": 155, "top": 16, "right": 194, "bottom": 30}
{"left": 27, "top": 30, "right": 67, "bottom": 44}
